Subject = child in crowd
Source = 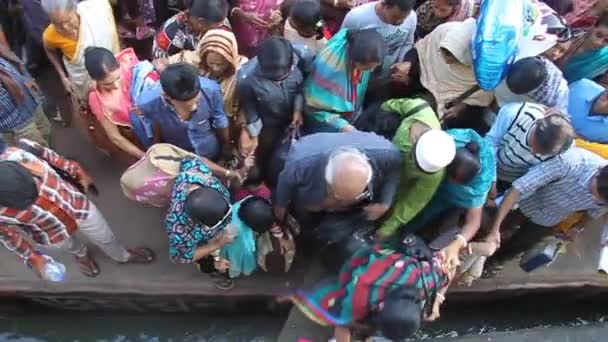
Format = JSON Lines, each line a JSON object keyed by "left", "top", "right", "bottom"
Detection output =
{"left": 283, "top": 0, "right": 328, "bottom": 54}
{"left": 234, "top": 165, "right": 272, "bottom": 201}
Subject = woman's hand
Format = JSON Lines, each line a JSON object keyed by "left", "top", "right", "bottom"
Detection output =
{"left": 424, "top": 294, "right": 445, "bottom": 322}
{"left": 213, "top": 257, "right": 231, "bottom": 272}
{"left": 363, "top": 203, "right": 389, "bottom": 221}
{"left": 440, "top": 240, "right": 463, "bottom": 270}
{"left": 390, "top": 62, "right": 411, "bottom": 84}
{"left": 485, "top": 229, "right": 501, "bottom": 249}
{"left": 238, "top": 129, "right": 257, "bottom": 158}
{"left": 234, "top": 8, "right": 269, "bottom": 29}
{"left": 268, "top": 10, "right": 283, "bottom": 28}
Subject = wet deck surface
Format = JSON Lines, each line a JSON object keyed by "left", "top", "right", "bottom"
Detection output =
{"left": 1, "top": 69, "right": 608, "bottom": 300}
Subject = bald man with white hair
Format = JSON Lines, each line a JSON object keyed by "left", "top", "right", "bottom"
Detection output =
{"left": 273, "top": 131, "right": 401, "bottom": 229}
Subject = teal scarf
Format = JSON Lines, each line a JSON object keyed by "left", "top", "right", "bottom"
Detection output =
{"left": 220, "top": 197, "right": 257, "bottom": 278}
{"left": 563, "top": 46, "right": 608, "bottom": 84}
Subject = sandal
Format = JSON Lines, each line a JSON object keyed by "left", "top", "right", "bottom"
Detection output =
{"left": 210, "top": 272, "right": 235, "bottom": 291}
{"left": 123, "top": 247, "right": 155, "bottom": 264}
{"left": 75, "top": 254, "right": 100, "bottom": 277}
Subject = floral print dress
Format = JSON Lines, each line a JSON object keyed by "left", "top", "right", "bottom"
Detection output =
{"left": 165, "top": 157, "right": 231, "bottom": 263}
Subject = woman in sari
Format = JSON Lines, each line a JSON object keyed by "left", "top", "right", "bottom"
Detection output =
{"left": 558, "top": 11, "right": 608, "bottom": 85}
{"left": 304, "top": 28, "right": 386, "bottom": 133}
{"left": 42, "top": 0, "right": 120, "bottom": 112}
{"left": 407, "top": 128, "right": 496, "bottom": 268}
{"left": 84, "top": 47, "right": 160, "bottom": 161}
{"left": 415, "top": 0, "right": 474, "bottom": 38}
{"left": 230, "top": 0, "right": 283, "bottom": 58}
{"left": 166, "top": 30, "right": 253, "bottom": 158}
{"left": 413, "top": 19, "right": 494, "bottom": 121}
{"left": 288, "top": 238, "right": 453, "bottom": 341}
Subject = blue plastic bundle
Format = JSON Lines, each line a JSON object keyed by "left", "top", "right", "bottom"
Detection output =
{"left": 472, "top": 0, "right": 527, "bottom": 91}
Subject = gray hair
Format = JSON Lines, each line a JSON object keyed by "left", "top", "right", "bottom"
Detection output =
{"left": 325, "top": 147, "right": 372, "bottom": 186}
{"left": 41, "top": 0, "right": 77, "bottom": 14}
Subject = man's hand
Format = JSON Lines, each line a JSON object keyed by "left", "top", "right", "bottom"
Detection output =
{"left": 79, "top": 169, "right": 98, "bottom": 196}
{"left": 390, "top": 62, "right": 412, "bottom": 84}
{"left": 274, "top": 206, "right": 287, "bottom": 223}
{"left": 238, "top": 129, "right": 257, "bottom": 158}
{"left": 442, "top": 102, "right": 467, "bottom": 121}
{"left": 485, "top": 228, "right": 501, "bottom": 248}
{"left": 364, "top": 203, "right": 389, "bottom": 221}
{"left": 340, "top": 124, "right": 355, "bottom": 132}
{"left": 25, "top": 79, "right": 41, "bottom": 94}
{"left": 290, "top": 111, "right": 303, "bottom": 128}
{"left": 61, "top": 76, "right": 78, "bottom": 97}
{"left": 440, "top": 240, "right": 463, "bottom": 270}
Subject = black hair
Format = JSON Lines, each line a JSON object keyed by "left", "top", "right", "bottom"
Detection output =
{"left": 184, "top": 187, "right": 229, "bottom": 227}
{"left": 84, "top": 47, "right": 119, "bottom": 81}
{"left": 375, "top": 286, "right": 422, "bottom": 340}
{"left": 447, "top": 142, "right": 481, "bottom": 184}
{"left": 543, "top": 0, "right": 574, "bottom": 15}
{"left": 532, "top": 113, "right": 574, "bottom": 155}
{"left": 189, "top": 0, "right": 228, "bottom": 22}
{"left": 290, "top": 0, "right": 321, "bottom": 28}
{"left": 354, "top": 103, "right": 401, "bottom": 140}
{"left": 160, "top": 63, "right": 200, "bottom": 101}
{"left": 596, "top": 166, "right": 608, "bottom": 203}
{"left": 238, "top": 196, "right": 274, "bottom": 234}
{"left": 506, "top": 57, "right": 548, "bottom": 95}
{"left": 347, "top": 29, "right": 387, "bottom": 65}
{"left": 257, "top": 36, "right": 294, "bottom": 79}
{"left": 384, "top": 0, "right": 416, "bottom": 11}
{"left": 242, "top": 165, "right": 264, "bottom": 188}
{"left": 596, "top": 10, "right": 608, "bottom": 28}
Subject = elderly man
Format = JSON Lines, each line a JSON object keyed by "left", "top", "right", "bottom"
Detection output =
{"left": 274, "top": 131, "right": 401, "bottom": 242}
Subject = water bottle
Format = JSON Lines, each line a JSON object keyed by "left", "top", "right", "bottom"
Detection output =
{"left": 27, "top": 252, "right": 66, "bottom": 282}
{"left": 41, "top": 255, "right": 67, "bottom": 282}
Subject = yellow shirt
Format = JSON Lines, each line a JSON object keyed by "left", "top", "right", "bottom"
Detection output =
{"left": 43, "top": 24, "right": 77, "bottom": 61}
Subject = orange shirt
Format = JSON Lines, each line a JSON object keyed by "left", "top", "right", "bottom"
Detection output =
{"left": 43, "top": 24, "right": 77, "bottom": 60}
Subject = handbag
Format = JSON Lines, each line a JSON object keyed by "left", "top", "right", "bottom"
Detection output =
{"left": 267, "top": 126, "right": 301, "bottom": 188}
{"left": 120, "top": 143, "right": 198, "bottom": 207}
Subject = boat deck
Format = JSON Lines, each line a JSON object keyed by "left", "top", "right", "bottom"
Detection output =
{"left": 2, "top": 118, "right": 607, "bottom": 311}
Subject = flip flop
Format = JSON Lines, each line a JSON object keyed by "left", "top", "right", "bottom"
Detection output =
{"left": 124, "top": 247, "right": 155, "bottom": 264}
{"left": 75, "top": 255, "right": 100, "bottom": 277}
{"left": 210, "top": 273, "right": 234, "bottom": 291}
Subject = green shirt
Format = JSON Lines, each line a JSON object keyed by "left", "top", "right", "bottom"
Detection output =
{"left": 378, "top": 98, "right": 445, "bottom": 237}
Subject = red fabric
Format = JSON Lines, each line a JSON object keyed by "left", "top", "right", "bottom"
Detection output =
{"left": 234, "top": 184, "right": 272, "bottom": 201}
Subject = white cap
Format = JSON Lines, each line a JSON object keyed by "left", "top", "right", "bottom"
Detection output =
{"left": 415, "top": 129, "right": 456, "bottom": 173}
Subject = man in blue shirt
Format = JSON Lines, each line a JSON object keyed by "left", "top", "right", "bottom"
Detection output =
{"left": 137, "top": 63, "right": 230, "bottom": 161}
{"left": 568, "top": 78, "right": 608, "bottom": 144}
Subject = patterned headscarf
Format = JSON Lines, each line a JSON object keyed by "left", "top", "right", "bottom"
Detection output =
{"left": 528, "top": 57, "right": 569, "bottom": 109}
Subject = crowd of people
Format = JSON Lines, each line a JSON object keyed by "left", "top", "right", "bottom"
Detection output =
{"left": 2, "top": 0, "right": 608, "bottom": 340}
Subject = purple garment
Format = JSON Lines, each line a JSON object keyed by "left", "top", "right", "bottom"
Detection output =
{"left": 21, "top": 0, "right": 50, "bottom": 44}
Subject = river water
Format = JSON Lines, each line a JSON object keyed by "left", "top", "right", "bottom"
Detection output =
{"left": 2, "top": 294, "right": 608, "bottom": 342}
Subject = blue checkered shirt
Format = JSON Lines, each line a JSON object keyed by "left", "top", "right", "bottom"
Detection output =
{"left": 513, "top": 147, "right": 608, "bottom": 227}
{"left": 0, "top": 57, "right": 39, "bottom": 131}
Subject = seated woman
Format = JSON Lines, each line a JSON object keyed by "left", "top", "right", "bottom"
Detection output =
{"left": 84, "top": 47, "right": 160, "bottom": 161}
{"left": 288, "top": 237, "right": 453, "bottom": 341}
{"left": 557, "top": 11, "right": 608, "bottom": 86}
{"left": 406, "top": 128, "right": 496, "bottom": 268}
{"left": 568, "top": 78, "right": 608, "bottom": 157}
{"left": 166, "top": 30, "right": 253, "bottom": 158}
{"left": 42, "top": 0, "right": 120, "bottom": 124}
{"left": 304, "top": 28, "right": 386, "bottom": 133}
{"left": 494, "top": 56, "right": 569, "bottom": 112}
{"left": 410, "top": 19, "right": 494, "bottom": 124}
{"left": 283, "top": 0, "right": 328, "bottom": 55}
{"left": 415, "top": 0, "right": 474, "bottom": 38}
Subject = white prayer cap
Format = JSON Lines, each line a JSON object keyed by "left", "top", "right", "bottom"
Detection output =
{"left": 415, "top": 129, "right": 456, "bottom": 173}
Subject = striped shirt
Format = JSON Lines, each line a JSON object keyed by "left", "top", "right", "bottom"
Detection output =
{"left": 513, "top": 147, "right": 608, "bottom": 227}
{"left": 0, "top": 139, "right": 90, "bottom": 262}
{"left": 487, "top": 102, "right": 553, "bottom": 183}
{"left": 0, "top": 57, "right": 39, "bottom": 131}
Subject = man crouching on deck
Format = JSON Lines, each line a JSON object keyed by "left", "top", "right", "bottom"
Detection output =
{"left": 0, "top": 138, "right": 154, "bottom": 279}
